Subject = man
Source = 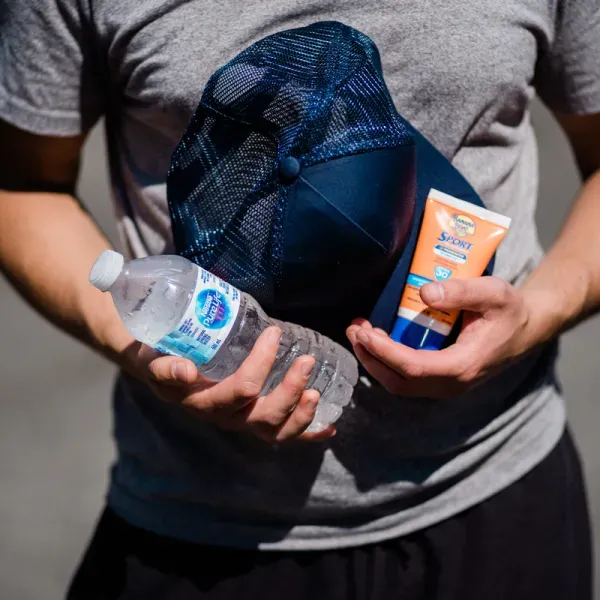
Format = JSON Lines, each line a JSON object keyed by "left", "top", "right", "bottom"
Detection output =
{"left": 1, "top": 1, "right": 599, "bottom": 598}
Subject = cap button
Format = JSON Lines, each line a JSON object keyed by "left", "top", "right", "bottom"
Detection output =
{"left": 279, "top": 156, "right": 301, "bottom": 181}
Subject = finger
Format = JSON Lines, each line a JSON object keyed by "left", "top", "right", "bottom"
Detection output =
{"left": 297, "top": 425, "right": 337, "bottom": 441}
{"left": 346, "top": 324, "right": 360, "bottom": 344}
{"left": 275, "top": 389, "right": 324, "bottom": 442}
{"left": 243, "top": 356, "right": 315, "bottom": 432}
{"left": 348, "top": 319, "right": 372, "bottom": 343}
{"left": 347, "top": 320, "right": 387, "bottom": 345}
{"left": 354, "top": 327, "right": 475, "bottom": 380}
{"left": 197, "top": 326, "right": 282, "bottom": 412}
{"left": 137, "top": 344, "right": 198, "bottom": 386}
{"left": 372, "top": 327, "right": 389, "bottom": 337}
{"left": 350, "top": 318, "right": 373, "bottom": 328}
{"left": 352, "top": 341, "right": 411, "bottom": 395}
{"left": 146, "top": 354, "right": 199, "bottom": 386}
{"left": 296, "top": 402, "right": 337, "bottom": 441}
{"left": 228, "top": 394, "right": 336, "bottom": 442}
{"left": 420, "top": 277, "right": 514, "bottom": 313}
{"left": 353, "top": 341, "right": 470, "bottom": 398}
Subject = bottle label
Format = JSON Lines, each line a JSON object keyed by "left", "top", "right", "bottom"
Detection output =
{"left": 154, "top": 267, "right": 241, "bottom": 365}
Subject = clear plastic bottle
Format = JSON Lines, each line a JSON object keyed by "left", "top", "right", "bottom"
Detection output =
{"left": 89, "top": 250, "right": 358, "bottom": 431}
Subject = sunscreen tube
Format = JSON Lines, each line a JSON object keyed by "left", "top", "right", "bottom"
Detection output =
{"left": 391, "top": 189, "right": 511, "bottom": 350}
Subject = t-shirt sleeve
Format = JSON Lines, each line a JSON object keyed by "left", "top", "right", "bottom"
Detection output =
{"left": 535, "top": 0, "right": 600, "bottom": 114}
{"left": 535, "top": 0, "right": 600, "bottom": 115}
{"left": 0, "top": 0, "right": 104, "bottom": 136}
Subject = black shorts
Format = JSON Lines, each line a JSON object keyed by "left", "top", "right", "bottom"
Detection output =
{"left": 67, "top": 430, "right": 592, "bottom": 600}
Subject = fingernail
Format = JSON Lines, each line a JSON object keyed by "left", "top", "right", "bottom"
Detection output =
{"left": 307, "top": 396, "right": 319, "bottom": 411}
{"left": 301, "top": 358, "right": 314, "bottom": 377}
{"left": 172, "top": 362, "right": 188, "bottom": 381}
{"left": 347, "top": 328, "right": 357, "bottom": 344}
{"left": 356, "top": 329, "right": 371, "bottom": 346}
{"left": 267, "top": 326, "right": 281, "bottom": 344}
{"left": 424, "top": 283, "right": 444, "bottom": 303}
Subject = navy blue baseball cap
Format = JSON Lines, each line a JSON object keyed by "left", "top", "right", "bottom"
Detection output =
{"left": 167, "top": 21, "right": 492, "bottom": 345}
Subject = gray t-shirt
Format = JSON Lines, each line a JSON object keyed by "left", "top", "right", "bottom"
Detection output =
{"left": 2, "top": 0, "right": 600, "bottom": 549}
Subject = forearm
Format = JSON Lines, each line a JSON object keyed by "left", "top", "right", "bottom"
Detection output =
{"left": 0, "top": 189, "right": 137, "bottom": 370}
{"left": 520, "top": 169, "right": 600, "bottom": 345}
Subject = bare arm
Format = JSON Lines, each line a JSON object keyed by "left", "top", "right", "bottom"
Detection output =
{"left": 0, "top": 120, "right": 136, "bottom": 369}
{"left": 520, "top": 113, "right": 600, "bottom": 341}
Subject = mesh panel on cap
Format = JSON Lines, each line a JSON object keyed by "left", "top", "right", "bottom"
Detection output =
{"left": 167, "top": 21, "right": 412, "bottom": 306}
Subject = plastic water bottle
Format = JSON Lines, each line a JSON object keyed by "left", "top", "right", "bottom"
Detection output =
{"left": 89, "top": 250, "right": 358, "bottom": 432}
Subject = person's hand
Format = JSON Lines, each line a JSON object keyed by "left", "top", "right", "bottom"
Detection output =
{"left": 127, "top": 326, "right": 334, "bottom": 443}
{"left": 347, "top": 277, "right": 536, "bottom": 398}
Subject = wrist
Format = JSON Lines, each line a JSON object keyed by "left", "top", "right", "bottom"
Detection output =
{"left": 116, "top": 337, "right": 145, "bottom": 379}
{"left": 519, "top": 256, "right": 590, "bottom": 346}
{"left": 99, "top": 322, "right": 140, "bottom": 375}
{"left": 83, "top": 293, "right": 140, "bottom": 375}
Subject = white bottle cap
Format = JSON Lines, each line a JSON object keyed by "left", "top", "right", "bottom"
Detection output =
{"left": 89, "top": 250, "right": 125, "bottom": 292}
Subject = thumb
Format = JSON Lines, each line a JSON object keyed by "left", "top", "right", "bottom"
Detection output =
{"left": 146, "top": 354, "right": 199, "bottom": 386}
{"left": 420, "top": 277, "right": 513, "bottom": 313}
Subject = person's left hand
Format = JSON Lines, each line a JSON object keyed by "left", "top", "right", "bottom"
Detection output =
{"left": 346, "top": 277, "right": 537, "bottom": 398}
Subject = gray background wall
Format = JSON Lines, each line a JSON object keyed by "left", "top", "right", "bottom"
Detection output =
{"left": 1, "top": 100, "right": 598, "bottom": 599}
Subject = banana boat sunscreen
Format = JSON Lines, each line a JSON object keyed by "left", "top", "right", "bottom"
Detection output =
{"left": 391, "top": 189, "right": 511, "bottom": 350}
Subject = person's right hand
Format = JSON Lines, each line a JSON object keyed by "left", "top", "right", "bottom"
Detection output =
{"left": 128, "top": 326, "right": 334, "bottom": 443}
